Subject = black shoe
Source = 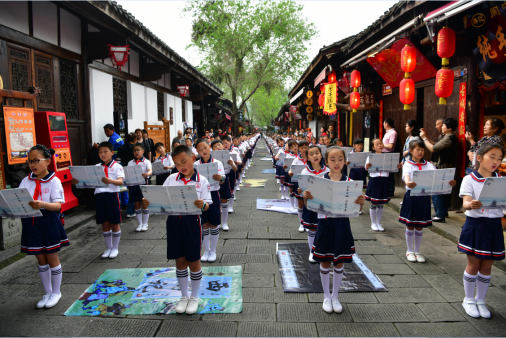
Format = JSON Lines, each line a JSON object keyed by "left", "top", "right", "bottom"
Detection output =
{"left": 432, "top": 214, "right": 436, "bottom": 217}
{"left": 432, "top": 217, "right": 445, "bottom": 223}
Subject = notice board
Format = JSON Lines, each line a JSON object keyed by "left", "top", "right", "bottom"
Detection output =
{"left": 3, "top": 107, "right": 37, "bottom": 165}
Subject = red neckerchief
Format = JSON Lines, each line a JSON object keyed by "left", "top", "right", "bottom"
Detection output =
{"left": 297, "top": 154, "right": 307, "bottom": 164}
{"left": 306, "top": 163, "right": 327, "bottom": 175}
{"left": 407, "top": 159, "right": 427, "bottom": 171}
{"left": 471, "top": 170, "right": 500, "bottom": 182}
{"left": 28, "top": 172, "right": 55, "bottom": 200}
{"left": 135, "top": 157, "right": 145, "bottom": 165}
{"left": 176, "top": 172, "right": 200, "bottom": 185}
{"left": 102, "top": 160, "right": 115, "bottom": 178}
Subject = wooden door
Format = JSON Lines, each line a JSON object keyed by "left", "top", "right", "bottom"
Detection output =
{"left": 33, "top": 51, "right": 55, "bottom": 111}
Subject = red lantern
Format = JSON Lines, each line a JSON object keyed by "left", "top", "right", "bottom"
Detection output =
{"left": 177, "top": 85, "right": 189, "bottom": 97}
{"left": 400, "top": 45, "right": 416, "bottom": 75}
{"left": 350, "top": 91, "right": 360, "bottom": 112}
{"left": 435, "top": 68, "right": 454, "bottom": 105}
{"left": 319, "top": 83, "right": 325, "bottom": 92}
{"left": 108, "top": 45, "right": 130, "bottom": 71}
{"left": 318, "top": 94, "right": 324, "bottom": 107}
{"left": 437, "top": 27, "right": 456, "bottom": 66}
{"left": 350, "top": 70, "right": 361, "bottom": 88}
{"left": 399, "top": 78, "right": 415, "bottom": 110}
{"left": 327, "top": 70, "right": 337, "bottom": 83}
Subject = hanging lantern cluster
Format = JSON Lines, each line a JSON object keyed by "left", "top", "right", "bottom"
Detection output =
{"left": 435, "top": 27, "right": 455, "bottom": 105}
{"left": 349, "top": 69, "right": 361, "bottom": 112}
{"left": 399, "top": 44, "right": 416, "bottom": 110}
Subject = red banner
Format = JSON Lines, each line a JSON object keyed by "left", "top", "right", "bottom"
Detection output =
{"left": 367, "top": 38, "right": 437, "bottom": 89}
{"left": 379, "top": 100, "right": 384, "bottom": 139}
{"left": 458, "top": 82, "right": 467, "bottom": 178}
{"left": 337, "top": 113, "right": 341, "bottom": 140}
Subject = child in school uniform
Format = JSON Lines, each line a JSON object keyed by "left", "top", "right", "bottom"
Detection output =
{"left": 211, "top": 139, "right": 237, "bottom": 231}
{"left": 185, "top": 138, "right": 199, "bottom": 157}
{"left": 232, "top": 136, "right": 245, "bottom": 189}
{"left": 303, "top": 146, "right": 365, "bottom": 313}
{"left": 222, "top": 135, "right": 242, "bottom": 213}
{"left": 399, "top": 139, "right": 456, "bottom": 262}
{"left": 154, "top": 142, "right": 175, "bottom": 185}
{"left": 274, "top": 138, "right": 290, "bottom": 199}
{"left": 297, "top": 145, "right": 329, "bottom": 262}
{"left": 289, "top": 140, "right": 309, "bottom": 231}
{"left": 72, "top": 142, "right": 125, "bottom": 259}
{"left": 21, "top": 145, "right": 68, "bottom": 309}
{"left": 458, "top": 144, "right": 505, "bottom": 319}
{"left": 348, "top": 138, "right": 368, "bottom": 215}
{"left": 282, "top": 140, "right": 298, "bottom": 207}
{"left": 195, "top": 138, "right": 226, "bottom": 262}
{"left": 143, "top": 145, "right": 211, "bottom": 315}
{"left": 128, "top": 144, "right": 152, "bottom": 232}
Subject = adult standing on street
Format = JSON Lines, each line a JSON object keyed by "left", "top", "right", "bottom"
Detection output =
{"left": 382, "top": 118, "right": 397, "bottom": 197}
{"left": 402, "top": 120, "right": 421, "bottom": 162}
{"left": 465, "top": 117, "right": 505, "bottom": 174}
{"left": 172, "top": 130, "right": 185, "bottom": 147}
{"left": 94, "top": 124, "right": 124, "bottom": 159}
{"left": 419, "top": 117, "right": 458, "bottom": 223}
{"left": 142, "top": 129, "right": 155, "bottom": 162}
{"left": 135, "top": 129, "right": 151, "bottom": 161}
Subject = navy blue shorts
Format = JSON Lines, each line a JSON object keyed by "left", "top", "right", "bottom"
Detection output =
{"left": 399, "top": 190, "right": 432, "bottom": 227}
{"left": 458, "top": 217, "right": 505, "bottom": 260}
{"left": 201, "top": 191, "right": 221, "bottom": 226}
{"left": 21, "top": 210, "right": 69, "bottom": 255}
{"left": 227, "top": 170, "right": 236, "bottom": 191}
{"left": 365, "top": 177, "right": 390, "bottom": 204}
{"left": 236, "top": 164, "right": 242, "bottom": 179}
{"left": 95, "top": 192, "right": 122, "bottom": 225}
{"left": 219, "top": 175, "right": 232, "bottom": 200}
{"left": 128, "top": 185, "right": 144, "bottom": 203}
{"left": 166, "top": 215, "right": 202, "bottom": 262}
{"left": 312, "top": 217, "right": 355, "bottom": 266}
{"left": 156, "top": 173, "right": 169, "bottom": 185}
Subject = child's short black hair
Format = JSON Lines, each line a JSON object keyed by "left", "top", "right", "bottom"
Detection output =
{"left": 195, "top": 138, "right": 209, "bottom": 148}
{"left": 154, "top": 142, "right": 164, "bottom": 150}
{"left": 98, "top": 141, "right": 114, "bottom": 152}
{"left": 287, "top": 139, "right": 298, "bottom": 148}
{"left": 276, "top": 137, "right": 284, "bottom": 144}
{"left": 298, "top": 140, "right": 309, "bottom": 147}
{"left": 211, "top": 139, "right": 223, "bottom": 149}
{"left": 133, "top": 143, "right": 144, "bottom": 151}
{"left": 30, "top": 144, "right": 55, "bottom": 159}
{"left": 409, "top": 138, "right": 425, "bottom": 150}
{"left": 220, "top": 135, "right": 232, "bottom": 142}
{"left": 232, "top": 136, "right": 240, "bottom": 140}
{"left": 353, "top": 138, "right": 364, "bottom": 145}
{"left": 171, "top": 145, "right": 193, "bottom": 159}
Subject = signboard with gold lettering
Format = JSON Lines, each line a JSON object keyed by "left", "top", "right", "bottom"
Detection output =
{"left": 3, "top": 107, "right": 37, "bottom": 165}
{"left": 323, "top": 82, "right": 337, "bottom": 115}
{"left": 457, "top": 83, "right": 467, "bottom": 178}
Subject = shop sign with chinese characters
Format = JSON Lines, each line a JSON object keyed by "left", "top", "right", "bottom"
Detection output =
{"left": 382, "top": 84, "right": 392, "bottom": 96}
{"left": 457, "top": 83, "right": 467, "bottom": 178}
{"left": 359, "top": 92, "right": 376, "bottom": 109}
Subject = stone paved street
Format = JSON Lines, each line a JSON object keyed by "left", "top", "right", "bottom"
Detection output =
{"left": 1, "top": 141, "right": 506, "bottom": 336}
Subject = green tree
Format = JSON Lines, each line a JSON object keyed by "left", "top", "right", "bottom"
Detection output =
{"left": 248, "top": 85, "right": 287, "bottom": 128}
{"left": 184, "top": 0, "right": 316, "bottom": 134}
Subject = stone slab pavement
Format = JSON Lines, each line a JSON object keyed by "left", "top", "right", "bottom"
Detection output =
{"left": 1, "top": 139, "right": 506, "bottom": 337}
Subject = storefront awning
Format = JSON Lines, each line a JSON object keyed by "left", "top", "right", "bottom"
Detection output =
{"left": 225, "top": 113, "right": 231, "bottom": 121}
{"left": 289, "top": 88, "right": 304, "bottom": 104}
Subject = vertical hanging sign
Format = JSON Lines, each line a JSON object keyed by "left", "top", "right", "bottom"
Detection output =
{"left": 379, "top": 100, "right": 384, "bottom": 139}
{"left": 458, "top": 83, "right": 467, "bottom": 178}
{"left": 323, "top": 82, "right": 337, "bottom": 115}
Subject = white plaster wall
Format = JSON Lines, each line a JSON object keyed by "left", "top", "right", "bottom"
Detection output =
{"left": 308, "top": 120, "right": 316, "bottom": 135}
{"left": 127, "top": 81, "right": 146, "bottom": 131}
{"left": 174, "top": 96, "right": 183, "bottom": 136}
{"left": 0, "top": 1, "right": 29, "bottom": 35}
{"left": 129, "top": 49, "right": 139, "bottom": 77}
{"left": 164, "top": 73, "right": 171, "bottom": 89}
{"left": 89, "top": 68, "right": 113, "bottom": 144}
{"left": 145, "top": 87, "right": 162, "bottom": 125}
{"left": 60, "top": 8, "right": 81, "bottom": 54}
{"left": 33, "top": 2, "right": 58, "bottom": 45}
{"left": 186, "top": 100, "right": 193, "bottom": 129}
{"left": 165, "top": 93, "right": 176, "bottom": 146}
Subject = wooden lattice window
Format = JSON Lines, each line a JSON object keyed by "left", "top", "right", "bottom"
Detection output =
{"left": 157, "top": 92, "right": 164, "bottom": 121}
{"left": 113, "top": 78, "right": 128, "bottom": 116}
{"left": 8, "top": 44, "right": 31, "bottom": 107}
{"left": 34, "top": 52, "right": 54, "bottom": 110}
{"left": 60, "top": 59, "right": 78, "bottom": 120}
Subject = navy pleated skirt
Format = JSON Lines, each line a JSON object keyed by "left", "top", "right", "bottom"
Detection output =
{"left": 458, "top": 217, "right": 505, "bottom": 260}
{"left": 311, "top": 217, "right": 355, "bottom": 265}
{"left": 349, "top": 168, "right": 367, "bottom": 188}
{"left": 21, "top": 210, "right": 69, "bottom": 255}
{"left": 275, "top": 165, "right": 285, "bottom": 179}
{"left": 365, "top": 177, "right": 390, "bottom": 205}
{"left": 284, "top": 173, "right": 294, "bottom": 187}
{"left": 399, "top": 190, "right": 432, "bottom": 227}
{"left": 302, "top": 205, "right": 318, "bottom": 231}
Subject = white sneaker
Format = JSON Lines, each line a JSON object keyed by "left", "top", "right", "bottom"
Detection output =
{"left": 298, "top": 224, "right": 305, "bottom": 232}
{"left": 228, "top": 208, "right": 234, "bottom": 213}
{"left": 322, "top": 298, "right": 333, "bottom": 313}
{"left": 476, "top": 299, "right": 491, "bottom": 318}
{"left": 237, "top": 186, "right": 241, "bottom": 191}
{"left": 406, "top": 251, "right": 417, "bottom": 262}
{"left": 415, "top": 252, "right": 426, "bottom": 263}
{"left": 208, "top": 251, "right": 217, "bottom": 262}
{"left": 36, "top": 294, "right": 51, "bottom": 309}
{"left": 331, "top": 298, "right": 343, "bottom": 313}
{"left": 101, "top": 249, "right": 112, "bottom": 258}
{"left": 45, "top": 293, "right": 62, "bottom": 308}
{"left": 175, "top": 297, "right": 189, "bottom": 313}
{"left": 109, "top": 249, "right": 119, "bottom": 259}
{"left": 376, "top": 224, "right": 385, "bottom": 232}
{"left": 462, "top": 298, "right": 480, "bottom": 318}
{"left": 279, "top": 186, "right": 282, "bottom": 191}
{"left": 359, "top": 211, "right": 363, "bottom": 215}
{"left": 222, "top": 224, "right": 229, "bottom": 231}
{"left": 234, "top": 196, "right": 237, "bottom": 200}
{"left": 309, "top": 253, "right": 316, "bottom": 263}
{"left": 126, "top": 214, "right": 135, "bottom": 218}
{"left": 135, "top": 224, "right": 142, "bottom": 232}
{"left": 371, "top": 224, "right": 379, "bottom": 231}
{"left": 141, "top": 224, "right": 148, "bottom": 232}
{"left": 201, "top": 251, "right": 210, "bottom": 262}
{"left": 186, "top": 297, "right": 199, "bottom": 314}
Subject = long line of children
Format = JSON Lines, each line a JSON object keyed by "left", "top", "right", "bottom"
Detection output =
{"left": 264, "top": 132, "right": 504, "bottom": 318}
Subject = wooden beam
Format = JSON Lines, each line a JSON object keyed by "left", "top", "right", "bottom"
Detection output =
{"left": 0, "top": 88, "right": 38, "bottom": 100}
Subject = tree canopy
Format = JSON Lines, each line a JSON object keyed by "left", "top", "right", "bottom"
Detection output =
{"left": 184, "top": 0, "right": 316, "bottom": 133}
{"left": 248, "top": 85, "right": 288, "bottom": 128}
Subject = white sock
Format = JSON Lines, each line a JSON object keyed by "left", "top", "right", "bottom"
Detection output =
{"left": 370, "top": 205, "right": 377, "bottom": 225}
{"left": 135, "top": 209, "right": 142, "bottom": 226}
{"left": 38, "top": 264, "right": 52, "bottom": 295}
{"left": 221, "top": 203, "right": 229, "bottom": 225}
{"left": 463, "top": 271, "right": 477, "bottom": 299}
{"left": 414, "top": 230, "right": 423, "bottom": 252}
{"left": 376, "top": 205, "right": 384, "bottom": 225}
{"left": 281, "top": 184, "right": 286, "bottom": 198}
{"left": 190, "top": 270, "right": 203, "bottom": 299}
{"left": 103, "top": 231, "right": 113, "bottom": 250}
{"left": 210, "top": 228, "right": 220, "bottom": 253}
{"left": 229, "top": 196, "right": 235, "bottom": 210}
{"left": 308, "top": 230, "right": 316, "bottom": 251}
{"left": 202, "top": 229, "right": 210, "bottom": 251}
{"left": 298, "top": 208, "right": 303, "bottom": 222}
{"left": 277, "top": 179, "right": 280, "bottom": 184}
{"left": 142, "top": 209, "right": 150, "bottom": 224}
{"left": 405, "top": 229, "right": 414, "bottom": 252}
{"left": 320, "top": 267, "right": 331, "bottom": 299}
{"left": 332, "top": 267, "right": 344, "bottom": 299}
{"left": 176, "top": 269, "right": 189, "bottom": 298}
{"left": 112, "top": 231, "right": 121, "bottom": 250}
{"left": 50, "top": 265, "right": 62, "bottom": 295}
{"left": 476, "top": 272, "right": 491, "bottom": 300}
{"left": 290, "top": 196, "right": 295, "bottom": 208}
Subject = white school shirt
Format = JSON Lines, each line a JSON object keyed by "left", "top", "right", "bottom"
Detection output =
{"left": 127, "top": 157, "right": 152, "bottom": 185}
{"left": 163, "top": 171, "right": 213, "bottom": 205}
{"left": 366, "top": 154, "right": 389, "bottom": 177}
{"left": 155, "top": 154, "right": 175, "bottom": 173}
{"left": 94, "top": 161, "right": 125, "bottom": 194}
{"left": 190, "top": 147, "right": 199, "bottom": 157}
{"left": 402, "top": 159, "right": 436, "bottom": 190}
{"left": 292, "top": 155, "right": 308, "bottom": 166}
{"left": 459, "top": 171, "right": 503, "bottom": 218}
{"left": 19, "top": 172, "right": 65, "bottom": 206}
{"left": 300, "top": 164, "right": 330, "bottom": 177}
{"left": 229, "top": 146, "right": 242, "bottom": 165}
{"left": 194, "top": 156, "right": 225, "bottom": 192}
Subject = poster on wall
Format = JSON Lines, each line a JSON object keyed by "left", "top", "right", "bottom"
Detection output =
{"left": 3, "top": 107, "right": 37, "bottom": 165}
